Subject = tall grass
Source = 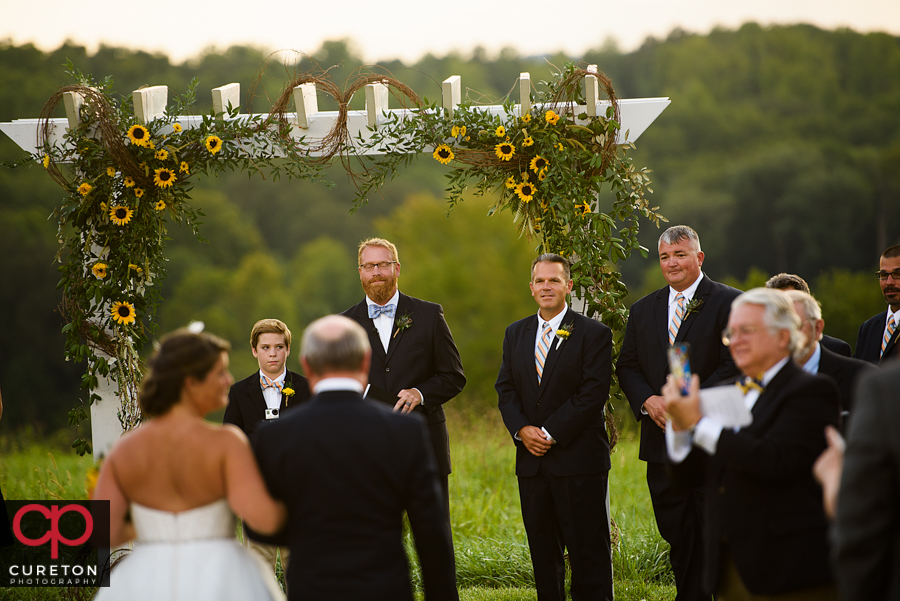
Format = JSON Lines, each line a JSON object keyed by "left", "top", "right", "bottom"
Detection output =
{"left": 0, "top": 412, "right": 675, "bottom": 600}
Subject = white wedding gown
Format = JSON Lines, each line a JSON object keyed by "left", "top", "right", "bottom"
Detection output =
{"left": 94, "top": 499, "right": 285, "bottom": 601}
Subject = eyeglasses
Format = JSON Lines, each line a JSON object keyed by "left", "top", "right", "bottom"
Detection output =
{"left": 722, "top": 325, "right": 763, "bottom": 346}
{"left": 875, "top": 270, "right": 900, "bottom": 281}
{"left": 359, "top": 261, "right": 398, "bottom": 272}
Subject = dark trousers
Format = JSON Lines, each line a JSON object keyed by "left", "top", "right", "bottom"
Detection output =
{"left": 518, "top": 465, "right": 613, "bottom": 601}
{"left": 646, "top": 461, "right": 711, "bottom": 601}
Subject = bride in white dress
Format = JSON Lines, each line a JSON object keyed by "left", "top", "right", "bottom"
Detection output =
{"left": 93, "top": 331, "right": 286, "bottom": 601}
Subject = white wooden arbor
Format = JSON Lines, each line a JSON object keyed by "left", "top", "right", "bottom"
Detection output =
{"left": 0, "top": 68, "right": 669, "bottom": 457}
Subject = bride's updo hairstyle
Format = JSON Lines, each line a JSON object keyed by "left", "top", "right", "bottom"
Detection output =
{"left": 139, "top": 330, "right": 231, "bottom": 417}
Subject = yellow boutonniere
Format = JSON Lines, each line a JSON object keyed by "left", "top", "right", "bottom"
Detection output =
{"left": 282, "top": 387, "right": 295, "bottom": 398}
{"left": 555, "top": 323, "right": 574, "bottom": 349}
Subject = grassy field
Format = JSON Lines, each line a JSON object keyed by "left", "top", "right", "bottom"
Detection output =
{"left": 0, "top": 412, "right": 674, "bottom": 600}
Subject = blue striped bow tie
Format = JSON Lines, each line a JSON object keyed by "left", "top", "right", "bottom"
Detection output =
{"left": 368, "top": 303, "right": 396, "bottom": 319}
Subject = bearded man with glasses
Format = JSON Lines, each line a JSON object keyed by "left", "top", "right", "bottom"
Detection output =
{"left": 854, "top": 245, "right": 900, "bottom": 365}
{"left": 342, "top": 237, "right": 466, "bottom": 537}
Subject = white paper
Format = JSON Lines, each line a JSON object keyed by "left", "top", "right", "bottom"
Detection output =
{"left": 699, "top": 386, "right": 753, "bottom": 428}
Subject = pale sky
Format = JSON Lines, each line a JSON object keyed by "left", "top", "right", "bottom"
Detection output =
{"left": 1, "top": 0, "right": 898, "bottom": 64}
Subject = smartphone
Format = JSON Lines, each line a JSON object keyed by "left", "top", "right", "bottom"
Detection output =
{"left": 667, "top": 343, "right": 692, "bottom": 396}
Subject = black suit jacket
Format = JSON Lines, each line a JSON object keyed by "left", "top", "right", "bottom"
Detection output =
{"left": 673, "top": 361, "right": 839, "bottom": 595}
{"left": 496, "top": 309, "right": 612, "bottom": 477}
{"left": 253, "top": 390, "right": 458, "bottom": 601}
{"left": 816, "top": 344, "right": 874, "bottom": 419}
{"left": 223, "top": 369, "right": 310, "bottom": 438}
{"left": 853, "top": 310, "right": 900, "bottom": 365}
{"left": 833, "top": 364, "right": 900, "bottom": 601}
{"left": 821, "top": 334, "right": 851, "bottom": 357}
{"left": 342, "top": 293, "right": 466, "bottom": 476}
{"left": 616, "top": 275, "right": 742, "bottom": 462}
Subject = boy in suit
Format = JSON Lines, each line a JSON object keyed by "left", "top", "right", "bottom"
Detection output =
{"left": 224, "top": 318, "right": 310, "bottom": 577}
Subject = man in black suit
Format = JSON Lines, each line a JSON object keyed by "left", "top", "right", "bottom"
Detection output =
{"left": 664, "top": 288, "right": 840, "bottom": 598}
{"left": 829, "top": 363, "right": 900, "bottom": 601}
{"left": 223, "top": 318, "right": 310, "bottom": 573}
{"left": 616, "top": 225, "right": 740, "bottom": 601}
{"left": 341, "top": 237, "right": 465, "bottom": 523}
{"left": 252, "top": 315, "right": 458, "bottom": 601}
{"left": 854, "top": 245, "right": 900, "bottom": 365}
{"left": 765, "top": 272, "right": 852, "bottom": 356}
{"left": 785, "top": 290, "right": 873, "bottom": 425}
{"left": 496, "top": 253, "right": 613, "bottom": 601}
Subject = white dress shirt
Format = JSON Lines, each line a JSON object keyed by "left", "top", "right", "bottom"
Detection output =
{"left": 364, "top": 289, "right": 424, "bottom": 406}
{"left": 314, "top": 377, "right": 365, "bottom": 394}
{"left": 260, "top": 368, "right": 286, "bottom": 410}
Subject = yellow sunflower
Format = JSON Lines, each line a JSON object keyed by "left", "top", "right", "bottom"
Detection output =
{"left": 451, "top": 125, "right": 460, "bottom": 137}
{"left": 521, "top": 113, "right": 532, "bottom": 123}
{"left": 495, "top": 125, "right": 506, "bottom": 138}
{"left": 77, "top": 183, "right": 93, "bottom": 197}
{"left": 515, "top": 181, "right": 535, "bottom": 203}
{"left": 179, "top": 161, "right": 189, "bottom": 174}
{"left": 505, "top": 175, "right": 516, "bottom": 189}
{"left": 42, "top": 154, "right": 50, "bottom": 169}
{"left": 538, "top": 170, "right": 547, "bottom": 181}
{"left": 106, "top": 166, "right": 116, "bottom": 177}
{"left": 530, "top": 155, "right": 549, "bottom": 174}
{"left": 111, "top": 301, "right": 137, "bottom": 326}
{"left": 155, "top": 149, "right": 169, "bottom": 161}
{"left": 153, "top": 168, "right": 176, "bottom": 188}
{"left": 100, "top": 202, "right": 108, "bottom": 214}
{"left": 433, "top": 144, "right": 454, "bottom": 164}
{"left": 495, "top": 141, "right": 516, "bottom": 161}
{"left": 460, "top": 126, "right": 467, "bottom": 137}
{"left": 545, "top": 110, "right": 560, "bottom": 125}
{"left": 124, "top": 176, "right": 135, "bottom": 188}
{"left": 205, "top": 135, "right": 223, "bottom": 154}
{"left": 134, "top": 188, "right": 145, "bottom": 198}
{"left": 155, "top": 200, "right": 166, "bottom": 211}
{"left": 172, "top": 123, "right": 183, "bottom": 133}
{"left": 91, "top": 262, "right": 107, "bottom": 279}
{"left": 127, "top": 124, "right": 151, "bottom": 147}
{"left": 129, "top": 263, "right": 144, "bottom": 275}
{"left": 580, "top": 203, "right": 592, "bottom": 215}
{"left": 557, "top": 142, "right": 565, "bottom": 152}
{"left": 110, "top": 205, "right": 134, "bottom": 226}
{"left": 522, "top": 136, "right": 534, "bottom": 147}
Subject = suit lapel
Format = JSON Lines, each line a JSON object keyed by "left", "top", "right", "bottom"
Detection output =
{"left": 385, "top": 293, "right": 412, "bottom": 363}
{"left": 674, "top": 274, "right": 710, "bottom": 342}
{"left": 354, "top": 300, "right": 387, "bottom": 361}
{"left": 248, "top": 374, "right": 267, "bottom": 420}
{"left": 537, "top": 309, "right": 572, "bottom": 399}
{"left": 522, "top": 315, "right": 540, "bottom": 396}
{"left": 654, "top": 287, "right": 670, "bottom": 352}
{"left": 747, "top": 361, "right": 796, "bottom": 428}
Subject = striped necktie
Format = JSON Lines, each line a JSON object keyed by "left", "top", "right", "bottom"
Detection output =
{"left": 881, "top": 317, "right": 897, "bottom": 357}
{"left": 535, "top": 322, "right": 553, "bottom": 384}
{"left": 668, "top": 293, "right": 685, "bottom": 345}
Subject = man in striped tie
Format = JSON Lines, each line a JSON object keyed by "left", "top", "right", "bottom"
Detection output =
{"left": 616, "top": 225, "right": 741, "bottom": 601}
{"left": 853, "top": 245, "right": 900, "bottom": 365}
{"left": 497, "top": 253, "right": 614, "bottom": 601}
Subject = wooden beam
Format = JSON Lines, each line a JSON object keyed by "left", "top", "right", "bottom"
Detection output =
{"left": 62, "top": 91, "right": 85, "bottom": 131}
{"left": 442, "top": 75, "right": 461, "bottom": 119}
{"left": 293, "top": 83, "right": 318, "bottom": 129}
{"left": 132, "top": 86, "right": 168, "bottom": 125}
{"left": 212, "top": 83, "right": 240, "bottom": 117}
{"left": 365, "top": 82, "right": 388, "bottom": 128}
{"left": 585, "top": 65, "right": 599, "bottom": 117}
{"left": 520, "top": 73, "right": 531, "bottom": 118}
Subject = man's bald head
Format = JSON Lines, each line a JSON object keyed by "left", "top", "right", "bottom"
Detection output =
{"left": 300, "top": 315, "right": 371, "bottom": 378}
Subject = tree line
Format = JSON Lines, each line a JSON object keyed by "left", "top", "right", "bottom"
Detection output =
{"left": 0, "top": 22, "right": 897, "bottom": 433}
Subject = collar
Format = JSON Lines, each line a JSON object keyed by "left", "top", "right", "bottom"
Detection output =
{"left": 314, "top": 377, "right": 365, "bottom": 394}
{"left": 258, "top": 368, "right": 286, "bottom": 384}
{"left": 668, "top": 272, "right": 704, "bottom": 305}
{"left": 800, "top": 342, "right": 823, "bottom": 374}
{"left": 536, "top": 303, "right": 569, "bottom": 331}
{"left": 757, "top": 355, "right": 790, "bottom": 387}
{"left": 366, "top": 290, "right": 400, "bottom": 309}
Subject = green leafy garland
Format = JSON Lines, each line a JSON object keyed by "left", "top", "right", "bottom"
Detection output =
{"left": 13, "top": 62, "right": 661, "bottom": 454}
{"left": 32, "top": 65, "right": 325, "bottom": 454}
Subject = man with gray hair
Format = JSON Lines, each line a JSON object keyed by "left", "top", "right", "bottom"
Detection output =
{"left": 617, "top": 225, "right": 740, "bottom": 601}
{"left": 765, "top": 272, "right": 852, "bottom": 357}
{"left": 663, "top": 288, "right": 841, "bottom": 598}
{"left": 784, "top": 290, "right": 872, "bottom": 426}
{"left": 251, "top": 315, "right": 458, "bottom": 601}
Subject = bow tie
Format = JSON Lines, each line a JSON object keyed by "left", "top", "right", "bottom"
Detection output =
{"left": 260, "top": 375, "right": 283, "bottom": 392}
{"left": 735, "top": 376, "right": 764, "bottom": 395}
{"left": 368, "top": 303, "right": 396, "bottom": 319}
